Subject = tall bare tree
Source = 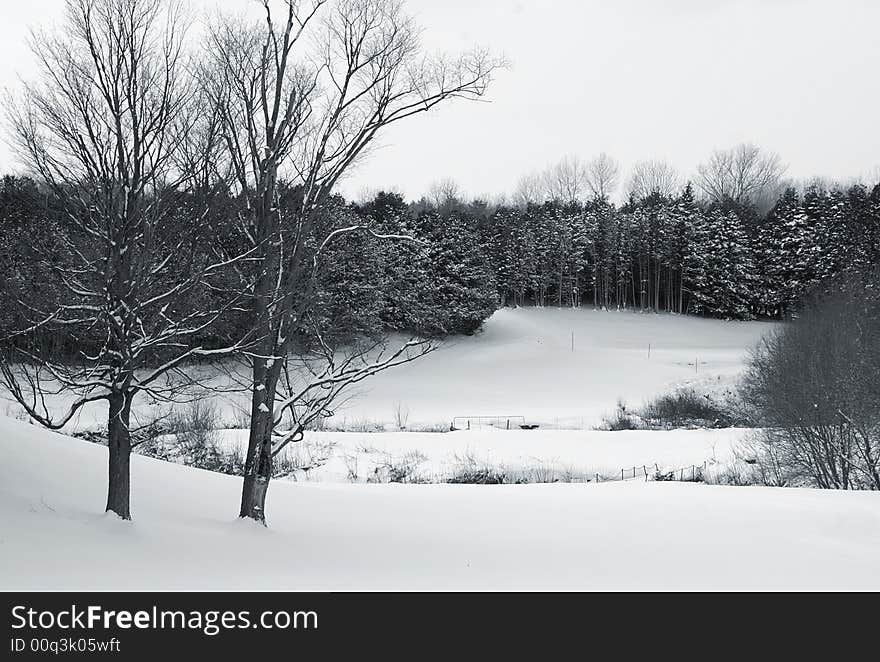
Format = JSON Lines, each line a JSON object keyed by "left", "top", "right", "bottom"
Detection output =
{"left": 584, "top": 152, "right": 620, "bottom": 200}
{"left": 543, "top": 156, "right": 588, "bottom": 204}
{"left": 205, "top": 0, "right": 503, "bottom": 523}
{"left": 626, "top": 159, "right": 681, "bottom": 200}
{"left": 0, "top": 0, "right": 246, "bottom": 519}
{"left": 696, "top": 143, "right": 786, "bottom": 207}
{"left": 512, "top": 171, "right": 544, "bottom": 208}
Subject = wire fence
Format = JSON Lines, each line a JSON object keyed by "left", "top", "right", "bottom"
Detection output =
{"left": 451, "top": 415, "right": 528, "bottom": 431}
{"left": 595, "top": 461, "right": 708, "bottom": 484}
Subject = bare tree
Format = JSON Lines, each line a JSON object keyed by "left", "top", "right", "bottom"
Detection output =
{"left": 543, "top": 155, "right": 588, "bottom": 204}
{"left": 584, "top": 152, "right": 620, "bottom": 200}
{"left": 696, "top": 143, "right": 787, "bottom": 206}
{"left": 625, "top": 160, "right": 681, "bottom": 200}
{"left": 511, "top": 171, "right": 544, "bottom": 207}
{"left": 428, "top": 177, "right": 462, "bottom": 209}
{"left": 0, "top": 0, "right": 246, "bottom": 519}
{"left": 205, "top": 0, "right": 503, "bottom": 523}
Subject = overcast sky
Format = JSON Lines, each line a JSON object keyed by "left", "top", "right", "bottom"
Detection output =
{"left": 1, "top": 0, "right": 878, "bottom": 201}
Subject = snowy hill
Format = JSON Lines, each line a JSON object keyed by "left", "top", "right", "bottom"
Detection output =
{"left": 335, "top": 307, "right": 775, "bottom": 427}
{"left": 2, "top": 415, "right": 879, "bottom": 590}
{"left": 2, "top": 307, "right": 775, "bottom": 434}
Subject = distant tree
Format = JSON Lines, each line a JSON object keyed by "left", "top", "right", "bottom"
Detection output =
{"left": 411, "top": 210, "right": 499, "bottom": 334}
{"left": 0, "top": 177, "right": 50, "bottom": 338}
{"left": 756, "top": 188, "right": 813, "bottom": 315}
{"left": 512, "top": 172, "right": 545, "bottom": 208}
{"left": 543, "top": 156, "right": 589, "bottom": 204}
{"left": 685, "top": 207, "right": 754, "bottom": 318}
{"left": 625, "top": 160, "right": 681, "bottom": 200}
{"left": 696, "top": 143, "right": 786, "bottom": 211}
{"left": 584, "top": 153, "right": 620, "bottom": 200}
{"left": 429, "top": 178, "right": 463, "bottom": 212}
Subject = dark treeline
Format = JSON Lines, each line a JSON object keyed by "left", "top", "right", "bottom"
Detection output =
{"left": 465, "top": 182, "right": 879, "bottom": 320}
{"left": 3, "top": 174, "right": 880, "bottom": 356}
{"left": 0, "top": 176, "right": 498, "bottom": 353}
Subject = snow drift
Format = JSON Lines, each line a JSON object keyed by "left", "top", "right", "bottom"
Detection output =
{"left": 2, "top": 416, "right": 878, "bottom": 590}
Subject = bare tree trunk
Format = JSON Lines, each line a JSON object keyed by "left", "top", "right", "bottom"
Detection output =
{"left": 106, "top": 392, "right": 133, "bottom": 520}
{"left": 239, "top": 353, "right": 282, "bottom": 523}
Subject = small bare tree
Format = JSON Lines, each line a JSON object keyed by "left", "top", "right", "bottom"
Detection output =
{"left": 584, "top": 152, "right": 620, "bottom": 200}
{"left": 625, "top": 159, "right": 681, "bottom": 200}
{"left": 0, "top": 0, "right": 247, "bottom": 519}
{"left": 696, "top": 143, "right": 787, "bottom": 207}
{"left": 205, "top": 0, "right": 504, "bottom": 523}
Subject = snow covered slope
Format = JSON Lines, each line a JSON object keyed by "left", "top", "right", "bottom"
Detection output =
{"left": 302, "top": 307, "right": 775, "bottom": 427}
{"left": 2, "top": 416, "right": 878, "bottom": 590}
{"left": 2, "top": 307, "right": 774, "bottom": 432}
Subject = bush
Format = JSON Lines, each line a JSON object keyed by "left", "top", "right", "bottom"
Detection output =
{"left": 166, "top": 400, "right": 220, "bottom": 457}
{"left": 602, "top": 399, "right": 639, "bottom": 431}
{"left": 640, "top": 389, "right": 738, "bottom": 429}
{"left": 369, "top": 450, "right": 429, "bottom": 484}
{"left": 741, "top": 270, "right": 880, "bottom": 490}
{"left": 446, "top": 451, "right": 507, "bottom": 484}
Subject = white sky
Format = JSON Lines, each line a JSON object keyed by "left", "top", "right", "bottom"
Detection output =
{"left": 1, "top": 0, "right": 878, "bottom": 201}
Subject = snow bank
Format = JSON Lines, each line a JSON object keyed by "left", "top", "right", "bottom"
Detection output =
{"left": 2, "top": 416, "right": 878, "bottom": 590}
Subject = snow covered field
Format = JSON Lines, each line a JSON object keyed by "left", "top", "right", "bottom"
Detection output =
{"left": 2, "top": 416, "right": 879, "bottom": 591}
{"left": 2, "top": 307, "right": 775, "bottom": 433}
{"left": 311, "top": 307, "right": 774, "bottom": 428}
{"left": 8, "top": 309, "right": 872, "bottom": 591}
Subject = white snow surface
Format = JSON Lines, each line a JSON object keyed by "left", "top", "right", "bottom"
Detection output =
{"left": 333, "top": 307, "right": 774, "bottom": 427}
{"left": 2, "top": 416, "right": 879, "bottom": 591}
{"left": 1, "top": 307, "right": 775, "bottom": 432}
{"left": 216, "top": 427, "right": 746, "bottom": 483}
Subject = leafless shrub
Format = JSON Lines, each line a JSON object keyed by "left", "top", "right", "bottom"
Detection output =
{"left": 324, "top": 417, "right": 386, "bottom": 433}
{"left": 393, "top": 401, "right": 411, "bottom": 431}
{"left": 3, "top": 401, "right": 30, "bottom": 422}
{"left": 602, "top": 399, "right": 639, "bottom": 431}
{"left": 524, "top": 463, "right": 559, "bottom": 484}
{"left": 639, "top": 389, "right": 739, "bottom": 429}
{"left": 446, "top": 450, "right": 507, "bottom": 484}
{"left": 342, "top": 452, "right": 359, "bottom": 482}
{"left": 275, "top": 441, "right": 337, "bottom": 480}
{"left": 369, "top": 450, "right": 429, "bottom": 484}
{"left": 741, "top": 271, "right": 880, "bottom": 490}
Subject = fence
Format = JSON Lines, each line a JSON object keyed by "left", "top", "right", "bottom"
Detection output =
{"left": 451, "top": 415, "right": 527, "bottom": 431}
{"left": 594, "top": 461, "right": 708, "bottom": 484}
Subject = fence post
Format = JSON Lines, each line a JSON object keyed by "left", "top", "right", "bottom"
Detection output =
{"left": 621, "top": 468, "right": 624, "bottom": 481}
{"left": 506, "top": 418, "right": 510, "bottom": 430}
